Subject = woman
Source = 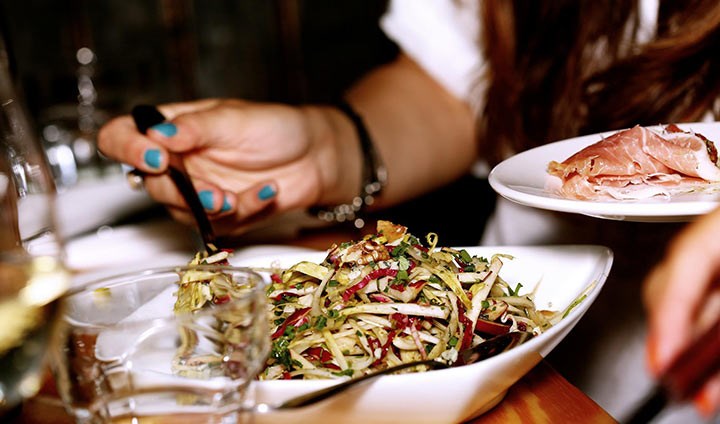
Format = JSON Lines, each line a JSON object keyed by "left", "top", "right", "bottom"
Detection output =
{"left": 98, "top": 0, "right": 720, "bottom": 419}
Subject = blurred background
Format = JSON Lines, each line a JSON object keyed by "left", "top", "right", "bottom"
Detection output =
{"left": 0, "top": 0, "right": 492, "bottom": 244}
{"left": 1, "top": 0, "right": 395, "bottom": 183}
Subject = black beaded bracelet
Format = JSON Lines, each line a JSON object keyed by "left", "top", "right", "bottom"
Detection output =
{"left": 311, "top": 100, "right": 387, "bottom": 229}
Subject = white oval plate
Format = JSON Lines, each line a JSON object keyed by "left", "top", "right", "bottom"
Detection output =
{"left": 235, "top": 245, "right": 613, "bottom": 424}
{"left": 488, "top": 122, "right": 720, "bottom": 222}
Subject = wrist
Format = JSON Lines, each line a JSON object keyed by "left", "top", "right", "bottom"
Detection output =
{"left": 309, "top": 101, "right": 386, "bottom": 228}
{"left": 300, "top": 104, "right": 362, "bottom": 208}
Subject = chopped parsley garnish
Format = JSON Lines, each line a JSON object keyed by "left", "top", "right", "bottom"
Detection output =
{"left": 508, "top": 282, "right": 523, "bottom": 296}
{"left": 315, "top": 316, "right": 328, "bottom": 330}
{"left": 283, "top": 326, "right": 296, "bottom": 338}
{"left": 392, "top": 270, "right": 409, "bottom": 284}
{"left": 332, "top": 368, "right": 355, "bottom": 377}
{"left": 270, "top": 337, "right": 294, "bottom": 369}
{"left": 392, "top": 242, "right": 410, "bottom": 257}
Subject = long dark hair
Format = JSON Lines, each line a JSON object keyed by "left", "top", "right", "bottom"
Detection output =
{"left": 479, "top": 0, "right": 720, "bottom": 165}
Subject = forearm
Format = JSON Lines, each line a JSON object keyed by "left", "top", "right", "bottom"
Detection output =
{"left": 308, "top": 53, "right": 478, "bottom": 210}
{"left": 348, "top": 54, "right": 478, "bottom": 208}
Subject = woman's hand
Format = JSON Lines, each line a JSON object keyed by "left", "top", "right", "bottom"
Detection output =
{"left": 98, "top": 99, "right": 361, "bottom": 236}
{"left": 97, "top": 55, "right": 478, "bottom": 237}
{"left": 643, "top": 207, "right": 720, "bottom": 416}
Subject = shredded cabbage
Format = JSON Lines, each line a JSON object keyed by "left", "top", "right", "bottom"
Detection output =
{"left": 171, "top": 221, "right": 574, "bottom": 381}
{"left": 261, "top": 220, "right": 559, "bottom": 380}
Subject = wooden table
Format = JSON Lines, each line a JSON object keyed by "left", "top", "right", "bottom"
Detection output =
{"left": 14, "top": 223, "right": 618, "bottom": 424}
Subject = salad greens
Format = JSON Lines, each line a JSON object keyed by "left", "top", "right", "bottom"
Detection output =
{"left": 260, "top": 221, "right": 561, "bottom": 380}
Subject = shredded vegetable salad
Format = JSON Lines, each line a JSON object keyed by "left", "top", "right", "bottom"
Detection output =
{"left": 172, "top": 248, "right": 249, "bottom": 379}
{"left": 259, "top": 221, "right": 562, "bottom": 380}
{"left": 174, "top": 248, "right": 235, "bottom": 314}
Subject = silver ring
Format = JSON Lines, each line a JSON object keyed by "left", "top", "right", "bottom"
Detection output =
{"left": 126, "top": 169, "right": 145, "bottom": 190}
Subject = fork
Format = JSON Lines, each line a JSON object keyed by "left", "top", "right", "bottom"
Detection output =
{"left": 129, "top": 104, "right": 217, "bottom": 253}
{"left": 254, "top": 331, "right": 532, "bottom": 412}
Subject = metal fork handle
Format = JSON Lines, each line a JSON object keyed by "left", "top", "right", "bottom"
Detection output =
{"left": 253, "top": 331, "right": 532, "bottom": 412}
{"left": 130, "top": 104, "right": 217, "bottom": 252}
{"left": 255, "top": 359, "right": 449, "bottom": 412}
{"left": 166, "top": 154, "right": 217, "bottom": 249}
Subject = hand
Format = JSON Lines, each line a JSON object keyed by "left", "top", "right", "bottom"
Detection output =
{"left": 98, "top": 55, "right": 478, "bottom": 237}
{"left": 98, "top": 99, "right": 360, "bottom": 236}
{"left": 643, "top": 207, "right": 720, "bottom": 416}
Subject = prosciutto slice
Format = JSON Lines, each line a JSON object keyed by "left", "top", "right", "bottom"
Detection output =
{"left": 547, "top": 125, "right": 720, "bottom": 200}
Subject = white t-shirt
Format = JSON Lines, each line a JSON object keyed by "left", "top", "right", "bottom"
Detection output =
{"left": 381, "top": 0, "right": 664, "bottom": 247}
{"left": 381, "top": 0, "right": 658, "bottom": 112}
{"left": 380, "top": 2, "right": 709, "bottom": 422}
{"left": 380, "top": 0, "right": 482, "bottom": 108}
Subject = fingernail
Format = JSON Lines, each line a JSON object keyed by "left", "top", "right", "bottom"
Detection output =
{"left": 150, "top": 122, "right": 177, "bottom": 137}
{"left": 258, "top": 185, "right": 276, "bottom": 201}
{"left": 143, "top": 149, "right": 162, "bottom": 169}
{"left": 198, "top": 190, "right": 215, "bottom": 210}
{"left": 693, "top": 387, "right": 716, "bottom": 418}
{"left": 645, "top": 332, "right": 659, "bottom": 374}
{"left": 221, "top": 196, "right": 231, "bottom": 212}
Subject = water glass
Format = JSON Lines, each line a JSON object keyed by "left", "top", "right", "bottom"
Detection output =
{"left": 53, "top": 266, "right": 269, "bottom": 423}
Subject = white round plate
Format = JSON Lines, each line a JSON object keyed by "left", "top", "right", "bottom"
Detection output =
{"left": 488, "top": 122, "right": 720, "bottom": 222}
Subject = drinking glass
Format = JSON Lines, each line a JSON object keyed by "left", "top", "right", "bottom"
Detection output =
{"left": 53, "top": 266, "right": 270, "bottom": 423}
{"left": 0, "top": 27, "right": 69, "bottom": 415}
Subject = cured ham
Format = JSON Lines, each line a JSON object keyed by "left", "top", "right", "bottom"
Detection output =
{"left": 547, "top": 124, "right": 720, "bottom": 200}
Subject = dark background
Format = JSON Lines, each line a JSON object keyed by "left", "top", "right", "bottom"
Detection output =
{"left": 0, "top": 0, "right": 493, "bottom": 245}
{"left": 1, "top": 0, "right": 396, "bottom": 116}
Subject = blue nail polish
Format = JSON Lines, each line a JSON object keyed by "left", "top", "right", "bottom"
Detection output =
{"left": 258, "top": 185, "right": 276, "bottom": 201}
{"left": 144, "top": 149, "right": 162, "bottom": 169}
{"left": 150, "top": 122, "right": 177, "bottom": 137}
{"left": 198, "top": 190, "right": 215, "bottom": 210}
{"left": 220, "top": 197, "right": 231, "bottom": 212}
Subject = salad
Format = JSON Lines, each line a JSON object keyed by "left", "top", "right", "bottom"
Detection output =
{"left": 260, "top": 221, "right": 562, "bottom": 380}
{"left": 172, "top": 249, "right": 253, "bottom": 379}
{"left": 174, "top": 248, "right": 235, "bottom": 313}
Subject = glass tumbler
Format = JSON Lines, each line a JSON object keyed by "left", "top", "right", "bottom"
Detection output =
{"left": 53, "top": 266, "right": 270, "bottom": 423}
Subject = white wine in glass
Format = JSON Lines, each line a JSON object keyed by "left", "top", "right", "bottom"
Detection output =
{"left": 0, "top": 31, "right": 69, "bottom": 416}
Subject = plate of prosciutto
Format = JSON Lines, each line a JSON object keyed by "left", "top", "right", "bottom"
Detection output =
{"left": 488, "top": 122, "right": 720, "bottom": 222}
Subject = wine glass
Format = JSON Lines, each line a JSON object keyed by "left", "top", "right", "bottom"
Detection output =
{"left": 0, "top": 30, "right": 69, "bottom": 416}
